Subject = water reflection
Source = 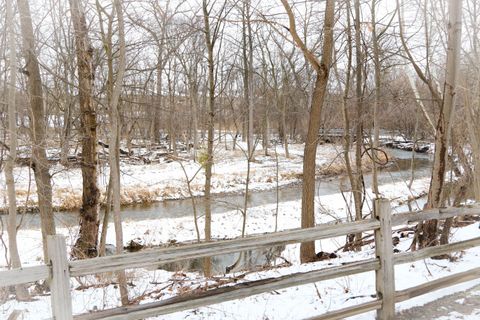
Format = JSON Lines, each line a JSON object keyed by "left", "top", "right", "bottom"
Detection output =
{"left": 4, "top": 149, "right": 432, "bottom": 230}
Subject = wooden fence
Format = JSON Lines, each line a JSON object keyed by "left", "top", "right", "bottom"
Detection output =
{"left": 2, "top": 199, "right": 480, "bottom": 320}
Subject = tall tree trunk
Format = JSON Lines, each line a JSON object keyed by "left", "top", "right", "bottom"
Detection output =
{"left": 6, "top": 0, "right": 30, "bottom": 300}
{"left": 397, "top": 0, "right": 463, "bottom": 248}
{"left": 352, "top": 0, "right": 365, "bottom": 250}
{"left": 332, "top": 0, "right": 355, "bottom": 251}
{"left": 282, "top": 98, "right": 289, "bottom": 158}
{"left": 281, "top": 0, "right": 336, "bottom": 263}
{"left": 421, "top": 0, "right": 463, "bottom": 248}
{"left": 106, "top": 0, "right": 129, "bottom": 304}
{"left": 189, "top": 82, "right": 199, "bottom": 161}
{"left": 466, "top": 94, "right": 480, "bottom": 201}
{"left": 202, "top": 0, "right": 215, "bottom": 276}
{"left": 263, "top": 108, "right": 269, "bottom": 156}
{"left": 152, "top": 61, "right": 163, "bottom": 144}
{"left": 167, "top": 66, "right": 177, "bottom": 156}
{"left": 242, "top": 0, "right": 254, "bottom": 161}
{"left": 17, "top": 0, "right": 56, "bottom": 262}
{"left": 464, "top": 1, "right": 480, "bottom": 201}
{"left": 99, "top": 175, "right": 112, "bottom": 257}
{"left": 60, "top": 98, "right": 72, "bottom": 166}
{"left": 70, "top": 0, "right": 100, "bottom": 258}
{"left": 239, "top": 0, "right": 255, "bottom": 248}
{"left": 371, "top": 0, "right": 381, "bottom": 197}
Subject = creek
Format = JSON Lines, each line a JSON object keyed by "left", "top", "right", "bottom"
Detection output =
{"left": 4, "top": 149, "right": 433, "bottom": 274}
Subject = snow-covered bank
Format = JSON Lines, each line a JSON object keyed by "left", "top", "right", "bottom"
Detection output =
{"left": 0, "top": 143, "right": 343, "bottom": 212}
{"left": 1, "top": 141, "right": 451, "bottom": 320}
{"left": 0, "top": 173, "right": 442, "bottom": 320}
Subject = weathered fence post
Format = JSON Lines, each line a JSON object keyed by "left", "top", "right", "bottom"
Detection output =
{"left": 47, "top": 235, "right": 73, "bottom": 320}
{"left": 374, "top": 198, "right": 395, "bottom": 319}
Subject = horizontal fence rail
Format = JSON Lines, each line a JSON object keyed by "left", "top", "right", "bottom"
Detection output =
{"left": 391, "top": 205, "right": 480, "bottom": 226}
{"left": 1, "top": 201, "right": 479, "bottom": 320}
{"left": 74, "top": 260, "right": 381, "bottom": 320}
{"left": 70, "top": 218, "right": 380, "bottom": 277}
{"left": 0, "top": 265, "right": 50, "bottom": 287}
{"left": 395, "top": 266, "right": 480, "bottom": 302}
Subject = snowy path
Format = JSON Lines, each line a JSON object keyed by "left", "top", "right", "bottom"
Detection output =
{"left": 396, "top": 284, "right": 480, "bottom": 319}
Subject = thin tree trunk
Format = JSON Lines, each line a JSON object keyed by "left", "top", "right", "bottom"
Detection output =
{"left": 408, "top": 109, "right": 419, "bottom": 189}
{"left": 246, "top": 0, "right": 254, "bottom": 161}
{"left": 332, "top": 0, "right": 354, "bottom": 251}
{"left": 202, "top": 0, "right": 215, "bottom": 276}
{"left": 353, "top": 0, "right": 364, "bottom": 250}
{"left": 190, "top": 83, "right": 199, "bottom": 161}
{"left": 60, "top": 98, "right": 72, "bottom": 166}
{"left": 465, "top": 83, "right": 480, "bottom": 201}
{"left": 17, "top": 0, "right": 56, "bottom": 262}
{"left": 153, "top": 58, "right": 164, "bottom": 144}
{"left": 6, "top": 0, "right": 29, "bottom": 300}
{"left": 371, "top": 0, "right": 381, "bottom": 197}
{"left": 406, "top": 73, "right": 436, "bottom": 133}
{"left": 282, "top": 101, "right": 289, "bottom": 158}
{"left": 167, "top": 67, "right": 177, "bottom": 156}
{"left": 239, "top": 0, "right": 255, "bottom": 247}
{"left": 99, "top": 175, "right": 112, "bottom": 257}
{"left": 263, "top": 109, "right": 269, "bottom": 156}
{"left": 105, "top": 0, "right": 128, "bottom": 304}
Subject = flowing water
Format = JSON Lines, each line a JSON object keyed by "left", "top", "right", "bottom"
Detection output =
{"left": 3, "top": 149, "right": 433, "bottom": 274}
{"left": 11, "top": 149, "right": 432, "bottom": 230}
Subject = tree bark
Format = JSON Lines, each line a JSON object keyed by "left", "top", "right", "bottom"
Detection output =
{"left": 281, "top": 0, "right": 336, "bottom": 262}
{"left": 371, "top": 0, "right": 381, "bottom": 197}
{"left": 202, "top": 0, "right": 215, "bottom": 276}
{"left": 332, "top": 0, "right": 355, "bottom": 251}
{"left": 152, "top": 58, "right": 164, "bottom": 144}
{"left": 242, "top": 0, "right": 255, "bottom": 161}
{"left": 70, "top": 0, "right": 100, "bottom": 258}
{"left": 352, "top": 0, "right": 365, "bottom": 250}
{"left": 17, "top": 0, "right": 56, "bottom": 262}
{"left": 6, "top": 0, "right": 30, "bottom": 300}
{"left": 421, "top": 0, "right": 463, "bottom": 248}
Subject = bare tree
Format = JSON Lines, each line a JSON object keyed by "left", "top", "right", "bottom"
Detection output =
{"left": 398, "top": 0, "right": 463, "bottom": 248}
{"left": 176, "top": 30, "right": 204, "bottom": 160}
{"left": 95, "top": 0, "right": 129, "bottom": 304}
{"left": 463, "top": 0, "right": 480, "bottom": 201}
{"left": 241, "top": 0, "right": 254, "bottom": 161}
{"left": 112, "top": 0, "right": 128, "bottom": 304}
{"left": 5, "top": 0, "right": 29, "bottom": 300}
{"left": 371, "top": 0, "right": 381, "bottom": 197}
{"left": 332, "top": 0, "right": 355, "bottom": 250}
{"left": 201, "top": 0, "right": 229, "bottom": 276}
{"left": 351, "top": 0, "right": 365, "bottom": 250}
{"left": 70, "top": 0, "right": 100, "bottom": 258}
{"left": 280, "top": 0, "right": 336, "bottom": 262}
{"left": 202, "top": 0, "right": 215, "bottom": 277}
{"left": 17, "top": 0, "right": 57, "bottom": 261}
{"left": 127, "top": 0, "right": 182, "bottom": 144}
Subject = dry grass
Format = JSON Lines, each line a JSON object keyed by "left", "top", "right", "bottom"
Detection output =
{"left": 317, "top": 151, "right": 390, "bottom": 177}
{"left": 317, "top": 162, "right": 346, "bottom": 176}
{"left": 15, "top": 189, "right": 32, "bottom": 197}
{"left": 122, "top": 186, "right": 159, "bottom": 204}
{"left": 4, "top": 148, "right": 391, "bottom": 212}
{"left": 56, "top": 189, "right": 82, "bottom": 211}
{"left": 280, "top": 172, "right": 303, "bottom": 180}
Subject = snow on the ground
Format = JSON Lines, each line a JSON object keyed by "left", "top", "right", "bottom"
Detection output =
{"left": 3, "top": 162, "right": 477, "bottom": 320}
{"left": 2, "top": 141, "right": 473, "bottom": 319}
{"left": 2, "top": 219, "right": 480, "bottom": 320}
{"left": 0, "top": 143, "right": 340, "bottom": 211}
